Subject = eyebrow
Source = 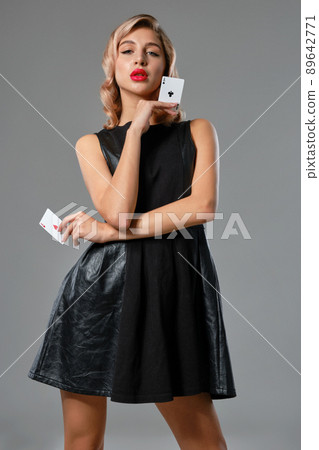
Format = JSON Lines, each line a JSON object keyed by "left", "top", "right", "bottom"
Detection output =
{"left": 119, "top": 40, "right": 162, "bottom": 50}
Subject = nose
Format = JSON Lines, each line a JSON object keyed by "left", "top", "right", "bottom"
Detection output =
{"left": 135, "top": 53, "right": 146, "bottom": 65}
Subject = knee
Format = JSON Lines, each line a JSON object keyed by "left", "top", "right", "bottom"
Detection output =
{"left": 64, "top": 432, "right": 104, "bottom": 450}
{"left": 179, "top": 435, "right": 227, "bottom": 450}
{"left": 180, "top": 442, "right": 227, "bottom": 450}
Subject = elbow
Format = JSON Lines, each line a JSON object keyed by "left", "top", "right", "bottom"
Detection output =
{"left": 106, "top": 211, "right": 132, "bottom": 231}
{"left": 192, "top": 192, "right": 217, "bottom": 223}
{"left": 201, "top": 198, "right": 216, "bottom": 222}
{"left": 97, "top": 206, "right": 116, "bottom": 229}
{"left": 97, "top": 200, "right": 132, "bottom": 231}
{"left": 97, "top": 209, "right": 121, "bottom": 231}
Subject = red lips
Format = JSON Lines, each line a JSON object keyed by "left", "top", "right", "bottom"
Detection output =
{"left": 130, "top": 68, "right": 148, "bottom": 77}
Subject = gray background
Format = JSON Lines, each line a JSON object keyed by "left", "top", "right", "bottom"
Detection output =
{"left": 0, "top": 0, "right": 300, "bottom": 449}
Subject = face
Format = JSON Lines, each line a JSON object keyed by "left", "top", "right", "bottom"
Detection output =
{"left": 115, "top": 27, "right": 167, "bottom": 100}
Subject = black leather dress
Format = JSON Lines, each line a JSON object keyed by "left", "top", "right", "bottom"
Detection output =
{"left": 27, "top": 120, "right": 237, "bottom": 403}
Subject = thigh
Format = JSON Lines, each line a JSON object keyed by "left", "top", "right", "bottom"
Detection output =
{"left": 155, "top": 392, "right": 226, "bottom": 449}
{"left": 60, "top": 389, "right": 107, "bottom": 446}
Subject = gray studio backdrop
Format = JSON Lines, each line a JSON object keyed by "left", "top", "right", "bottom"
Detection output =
{"left": 0, "top": 1, "right": 300, "bottom": 449}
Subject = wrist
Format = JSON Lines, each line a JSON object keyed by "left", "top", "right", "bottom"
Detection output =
{"left": 98, "top": 221, "right": 118, "bottom": 243}
{"left": 127, "top": 124, "right": 143, "bottom": 138}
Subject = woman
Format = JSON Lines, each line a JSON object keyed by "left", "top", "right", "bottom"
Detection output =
{"left": 28, "top": 13, "right": 236, "bottom": 450}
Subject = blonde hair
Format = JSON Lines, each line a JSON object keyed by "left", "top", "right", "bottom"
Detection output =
{"left": 99, "top": 14, "right": 186, "bottom": 129}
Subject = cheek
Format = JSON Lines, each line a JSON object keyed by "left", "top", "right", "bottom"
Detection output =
{"left": 154, "top": 59, "right": 166, "bottom": 77}
{"left": 114, "top": 60, "right": 121, "bottom": 74}
{"left": 114, "top": 61, "right": 126, "bottom": 82}
{"left": 150, "top": 61, "right": 162, "bottom": 75}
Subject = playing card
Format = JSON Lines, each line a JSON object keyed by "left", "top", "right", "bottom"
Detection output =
{"left": 158, "top": 76, "right": 185, "bottom": 109}
{"left": 39, "top": 208, "right": 79, "bottom": 249}
{"left": 39, "top": 208, "right": 64, "bottom": 244}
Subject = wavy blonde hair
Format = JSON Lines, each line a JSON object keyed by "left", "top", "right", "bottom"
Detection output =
{"left": 99, "top": 14, "right": 186, "bottom": 129}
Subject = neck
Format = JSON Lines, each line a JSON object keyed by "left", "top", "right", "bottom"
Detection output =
{"left": 118, "top": 118, "right": 158, "bottom": 126}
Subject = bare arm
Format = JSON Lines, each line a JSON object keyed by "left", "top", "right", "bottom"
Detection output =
{"left": 97, "top": 127, "right": 143, "bottom": 229}
{"left": 75, "top": 128, "right": 142, "bottom": 230}
{"left": 101, "top": 194, "right": 213, "bottom": 241}
{"left": 101, "top": 118, "right": 220, "bottom": 241}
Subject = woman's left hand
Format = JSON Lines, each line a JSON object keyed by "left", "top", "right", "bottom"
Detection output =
{"left": 57, "top": 212, "right": 107, "bottom": 246}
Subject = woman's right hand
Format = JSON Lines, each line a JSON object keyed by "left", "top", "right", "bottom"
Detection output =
{"left": 129, "top": 99, "right": 178, "bottom": 135}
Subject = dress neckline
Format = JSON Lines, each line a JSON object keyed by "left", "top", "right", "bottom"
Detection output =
{"left": 116, "top": 121, "right": 164, "bottom": 128}
{"left": 102, "top": 120, "right": 183, "bottom": 133}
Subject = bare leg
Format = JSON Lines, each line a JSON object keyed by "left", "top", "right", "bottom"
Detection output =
{"left": 155, "top": 392, "right": 227, "bottom": 450}
{"left": 60, "top": 389, "right": 107, "bottom": 450}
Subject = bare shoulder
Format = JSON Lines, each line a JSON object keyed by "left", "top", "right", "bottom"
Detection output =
{"left": 189, "top": 118, "right": 216, "bottom": 134}
{"left": 189, "top": 118, "right": 218, "bottom": 150}
{"left": 75, "top": 133, "right": 100, "bottom": 151}
{"left": 74, "top": 134, "right": 104, "bottom": 163}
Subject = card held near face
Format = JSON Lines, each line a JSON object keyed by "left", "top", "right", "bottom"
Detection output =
{"left": 158, "top": 76, "right": 185, "bottom": 108}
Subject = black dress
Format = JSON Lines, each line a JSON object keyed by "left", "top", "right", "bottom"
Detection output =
{"left": 28, "top": 119, "right": 237, "bottom": 403}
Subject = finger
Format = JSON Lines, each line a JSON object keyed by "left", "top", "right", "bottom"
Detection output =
{"left": 73, "top": 221, "right": 82, "bottom": 247}
{"left": 166, "top": 108, "right": 178, "bottom": 115}
{"left": 72, "top": 222, "right": 80, "bottom": 245}
{"left": 58, "top": 212, "right": 83, "bottom": 232}
{"left": 61, "top": 222, "right": 74, "bottom": 243}
{"left": 62, "top": 212, "right": 83, "bottom": 229}
{"left": 153, "top": 101, "right": 178, "bottom": 108}
{"left": 58, "top": 213, "right": 78, "bottom": 232}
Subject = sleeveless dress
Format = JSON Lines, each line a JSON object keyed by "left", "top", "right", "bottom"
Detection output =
{"left": 27, "top": 120, "right": 237, "bottom": 403}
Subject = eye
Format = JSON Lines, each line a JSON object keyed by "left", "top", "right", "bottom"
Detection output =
{"left": 121, "top": 50, "right": 159, "bottom": 56}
